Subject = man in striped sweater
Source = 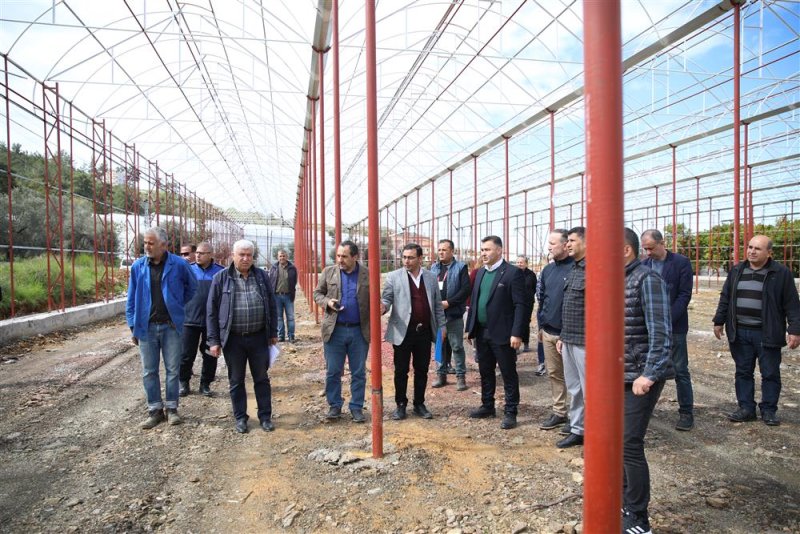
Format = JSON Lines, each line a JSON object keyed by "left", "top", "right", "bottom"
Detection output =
{"left": 713, "top": 235, "right": 800, "bottom": 427}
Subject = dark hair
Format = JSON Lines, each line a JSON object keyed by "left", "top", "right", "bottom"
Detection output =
{"left": 624, "top": 227, "right": 639, "bottom": 253}
{"left": 641, "top": 229, "right": 663, "bottom": 243}
{"left": 481, "top": 235, "right": 503, "bottom": 247}
{"left": 568, "top": 227, "right": 585, "bottom": 241}
{"left": 438, "top": 239, "right": 455, "bottom": 250}
{"left": 402, "top": 243, "right": 423, "bottom": 257}
{"left": 339, "top": 240, "right": 359, "bottom": 257}
{"left": 551, "top": 228, "right": 569, "bottom": 243}
{"left": 181, "top": 243, "right": 197, "bottom": 252}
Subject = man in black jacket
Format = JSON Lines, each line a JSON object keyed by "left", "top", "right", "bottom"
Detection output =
{"left": 514, "top": 255, "right": 537, "bottom": 355}
{"left": 713, "top": 235, "right": 800, "bottom": 426}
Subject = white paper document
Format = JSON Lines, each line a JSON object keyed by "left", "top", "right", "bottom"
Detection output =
{"left": 269, "top": 344, "right": 281, "bottom": 367}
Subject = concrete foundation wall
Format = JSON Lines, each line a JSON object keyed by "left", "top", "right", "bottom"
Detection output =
{"left": 0, "top": 298, "right": 126, "bottom": 346}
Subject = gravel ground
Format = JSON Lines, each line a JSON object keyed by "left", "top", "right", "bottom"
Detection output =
{"left": 0, "top": 281, "right": 799, "bottom": 533}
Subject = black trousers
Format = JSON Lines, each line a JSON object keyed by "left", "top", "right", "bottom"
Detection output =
{"left": 623, "top": 380, "right": 665, "bottom": 517}
{"left": 476, "top": 326, "right": 520, "bottom": 414}
{"left": 393, "top": 326, "right": 432, "bottom": 407}
{"left": 520, "top": 305, "right": 534, "bottom": 345}
{"left": 180, "top": 325, "right": 219, "bottom": 384}
{"left": 223, "top": 333, "right": 272, "bottom": 423}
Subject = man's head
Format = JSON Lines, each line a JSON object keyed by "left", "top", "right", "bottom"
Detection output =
{"left": 640, "top": 229, "right": 667, "bottom": 261}
{"left": 747, "top": 234, "right": 772, "bottom": 269}
{"left": 624, "top": 228, "right": 639, "bottom": 266}
{"left": 337, "top": 240, "right": 359, "bottom": 273}
{"left": 277, "top": 249, "right": 289, "bottom": 266}
{"left": 401, "top": 243, "right": 423, "bottom": 274}
{"left": 232, "top": 239, "right": 255, "bottom": 274}
{"left": 143, "top": 227, "right": 168, "bottom": 260}
{"left": 548, "top": 229, "right": 569, "bottom": 261}
{"left": 437, "top": 239, "right": 455, "bottom": 265}
{"left": 195, "top": 242, "right": 213, "bottom": 268}
{"left": 480, "top": 236, "right": 503, "bottom": 266}
{"left": 515, "top": 255, "right": 529, "bottom": 270}
{"left": 180, "top": 244, "right": 196, "bottom": 263}
{"left": 566, "top": 227, "right": 586, "bottom": 261}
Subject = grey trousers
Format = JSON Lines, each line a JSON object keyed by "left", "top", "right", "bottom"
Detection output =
{"left": 562, "top": 342, "right": 586, "bottom": 436}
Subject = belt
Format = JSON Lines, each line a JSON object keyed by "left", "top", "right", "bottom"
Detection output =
{"left": 231, "top": 328, "right": 265, "bottom": 336}
{"left": 150, "top": 320, "right": 173, "bottom": 326}
{"left": 337, "top": 321, "right": 360, "bottom": 328}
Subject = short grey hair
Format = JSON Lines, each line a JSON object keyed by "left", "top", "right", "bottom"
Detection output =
{"left": 145, "top": 226, "right": 168, "bottom": 244}
{"left": 232, "top": 239, "right": 255, "bottom": 253}
{"left": 277, "top": 248, "right": 288, "bottom": 256}
{"left": 196, "top": 241, "right": 213, "bottom": 252}
{"left": 641, "top": 229, "right": 664, "bottom": 243}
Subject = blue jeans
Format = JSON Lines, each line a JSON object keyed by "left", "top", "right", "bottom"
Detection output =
{"left": 729, "top": 327, "right": 782, "bottom": 414}
{"left": 138, "top": 322, "right": 183, "bottom": 411}
{"left": 436, "top": 316, "right": 467, "bottom": 376}
{"left": 324, "top": 324, "right": 368, "bottom": 411}
{"left": 275, "top": 294, "right": 295, "bottom": 340}
{"left": 671, "top": 333, "right": 694, "bottom": 415}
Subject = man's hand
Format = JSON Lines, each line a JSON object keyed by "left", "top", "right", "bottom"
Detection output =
{"left": 380, "top": 302, "right": 387, "bottom": 314}
{"left": 209, "top": 345, "right": 222, "bottom": 358}
{"left": 327, "top": 299, "right": 339, "bottom": 311}
{"left": 441, "top": 327, "right": 447, "bottom": 339}
{"left": 442, "top": 300, "right": 450, "bottom": 310}
{"left": 269, "top": 337, "right": 279, "bottom": 346}
{"left": 788, "top": 334, "right": 800, "bottom": 350}
{"left": 556, "top": 339, "right": 563, "bottom": 354}
{"left": 537, "top": 330, "right": 543, "bottom": 342}
{"left": 713, "top": 325, "right": 724, "bottom": 340}
{"left": 466, "top": 336, "right": 473, "bottom": 347}
{"left": 131, "top": 336, "right": 139, "bottom": 346}
{"left": 632, "top": 376, "right": 655, "bottom": 396}
{"left": 510, "top": 336, "right": 522, "bottom": 350}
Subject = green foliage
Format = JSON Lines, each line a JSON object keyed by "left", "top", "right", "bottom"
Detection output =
{"left": 0, "top": 253, "right": 126, "bottom": 318}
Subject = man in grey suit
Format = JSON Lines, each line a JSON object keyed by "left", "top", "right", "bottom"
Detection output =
{"left": 381, "top": 243, "right": 446, "bottom": 420}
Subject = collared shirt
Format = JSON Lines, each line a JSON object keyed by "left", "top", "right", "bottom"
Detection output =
{"left": 337, "top": 265, "right": 361, "bottom": 324}
{"left": 650, "top": 259, "right": 665, "bottom": 276}
{"left": 275, "top": 263, "right": 290, "bottom": 294}
{"left": 560, "top": 257, "right": 586, "bottom": 346}
{"left": 484, "top": 258, "right": 503, "bottom": 272}
{"left": 231, "top": 268, "right": 265, "bottom": 334}
{"left": 407, "top": 268, "right": 423, "bottom": 288}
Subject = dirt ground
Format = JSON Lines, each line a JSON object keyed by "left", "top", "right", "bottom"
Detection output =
{"left": 1, "top": 280, "right": 799, "bottom": 533}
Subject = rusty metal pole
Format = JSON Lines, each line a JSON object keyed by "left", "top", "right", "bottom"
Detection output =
{"left": 733, "top": 1, "right": 741, "bottom": 264}
{"left": 332, "top": 0, "right": 342, "bottom": 245}
{"left": 743, "top": 122, "right": 749, "bottom": 245}
{"left": 311, "top": 100, "right": 320, "bottom": 323}
{"left": 709, "top": 197, "right": 714, "bottom": 287}
{"left": 4, "top": 56, "right": 16, "bottom": 316}
{"left": 582, "top": 1, "right": 624, "bottom": 531}
{"left": 550, "top": 110, "right": 556, "bottom": 230}
{"left": 431, "top": 180, "right": 436, "bottom": 254}
{"left": 523, "top": 190, "right": 528, "bottom": 257}
{"left": 449, "top": 170, "right": 453, "bottom": 247}
{"left": 473, "top": 155, "right": 478, "bottom": 260}
{"left": 365, "top": 0, "right": 384, "bottom": 459}
{"left": 672, "top": 145, "right": 677, "bottom": 252}
{"left": 695, "top": 177, "right": 700, "bottom": 293}
{"left": 318, "top": 49, "right": 327, "bottom": 269}
{"left": 504, "top": 136, "right": 510, "bottom": 259}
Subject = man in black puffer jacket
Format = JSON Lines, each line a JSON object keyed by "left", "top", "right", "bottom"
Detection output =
{"left": 621, "top": 228, "right": 674, "bottom": 534}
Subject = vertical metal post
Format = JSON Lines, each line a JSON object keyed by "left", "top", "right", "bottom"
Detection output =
{"left": 365, "top": 0, "right": 384, "bottom": 458}
{"left": 523, "top": 190, "right": 528, "bottom": 257}
{"left": 332, "top": 0, "right": 342, "bottom": 245}
{"left": 732, "top": 1, "right": 741, "bottom": 264}
{"left": 318, "top": 49, "right": 327, "bottom": 269}
{"left": 695, "top": 177, "right": 700, "bottom": 293}
{"left": 583, "top": 1, "right": 624, "bottom": 531}
{"left": 671, "top": 145, "right": 677, "bottom": 252}
{"left": 504, "top": 135, "right": 510, "bottom": 259}
{"left": 431, "top": 180, "right": 436, "bottom": 254}
{"left": 449, "top": 170, "right": 453, "bottom": 247}
{"left": 709, "top": 197, "right": 713, "bottom": 287}
{"left": 311, "top": 99, "right": 319, "bottom": 323}
{"left": 473, "top": 155, "right": 478, "bottom": 260}
{"left": 4, "top": 57, "right": 15, "bottom": 316}
{"left": 743, "top": 122, "right": 749, "bottom": 246}
{"left": 69, "top": 104, "right": 76, "bottom": 305}
{"left": 549, "top": 110, "right": 556, "bottom": 230}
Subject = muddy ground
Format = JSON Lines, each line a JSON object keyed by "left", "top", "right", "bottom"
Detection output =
{"left": 0, "top": 281, "right": 799, "bottom": 533}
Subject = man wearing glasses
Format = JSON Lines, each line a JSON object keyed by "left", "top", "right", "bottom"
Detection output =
{"left": 180, "top": 244, "right": 197, "bottom": 263}
{"left": 180, "top": 242, "right": 224, "bottom": 397}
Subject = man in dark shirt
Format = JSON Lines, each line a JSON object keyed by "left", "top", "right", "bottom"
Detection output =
{"left": 713, "top": 235, "right": 800, "bottom": 426}
{"left": 126, "top": 227, "right": 196, "bottom": 429}
{"left": 514, "top": 255, "right": 537, "bottom": 356}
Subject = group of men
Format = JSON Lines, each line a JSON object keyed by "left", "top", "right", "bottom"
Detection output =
{"left": 127, "top": 225, "right": 799, "bottom": 534}
{"left": 126, "top": 228, "right": 298, "bottom": 433}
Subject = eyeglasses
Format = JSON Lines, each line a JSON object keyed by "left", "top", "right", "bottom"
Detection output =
{"left": 180, "top": 252, "right": 191, "bottom": 256}
{"left": 196, "top": 251, "right": 211, "bottom": 255}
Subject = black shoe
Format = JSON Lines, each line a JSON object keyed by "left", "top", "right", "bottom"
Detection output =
{"left": 727, "top": 408, "right": 757, "bottom": 422}
{"left": 469, "top": 405, "right": 496, "bottom": 419}
{"left": 278, "top": 337, "right": 285, "bottom": 342}
{"left": 534, "top": 363, "right": 547, "bottom": 376}
{"left": 351, "top": 409, "right": 366, "bottom": 423}
{"left": 235, "top": 419, "right": 248, "bottom": 433}
{"left": 675, "top": 413, "right": 694, "bottom": 431}
{"left": 326, "top": 406, "right": 342, "bottom": 419}
{"left": 431, "top": 375, "right": 447, "bottom": 388}
{"left": 446, "top": 365, "right": 456, "bottom": 375}
{"left": 622, "top": 509, "right": 652, "bottom": 534}
{"left": 199, "top": 383, "right": 212, "bottom": 397}
{"left": 501, "top": 413, "right": 517, "bottom": 430}
{"left": 539, "top": 413, "right": 568, "bottom": 430}
{"left": 289, "top": 338, "right": 297, "bottom": 344}
{"left": 559, "top": 422, "right": 572, "bottom": 435}
{"left": 141, "top": 409, "right": 165, "bottom": 429}
{"left": 260, "top": 419, "right": 275, "bottom": 432}
{"left": 762, "top": 412, "right": 781, "bottom": 426}
{"left": 556, "top": 433, "right": 584, "bottom": 449}
{"left": 392, "top": 404, "right": 407, "bottom": 420}
{"left": 413, "top": 404, "right": 433, "bottom": 419}
{"left": 179, "top": 381, "right": 190, "bottom": 397}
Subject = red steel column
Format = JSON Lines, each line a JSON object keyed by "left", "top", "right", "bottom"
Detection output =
{"left": 732, "top": 1, "right": 741, "bottom": 264}
{"left": 332, "top": 0, "right": 342, "bottom": 245}
{"left": 549, "top": 110, "right": 556, "bottom": 230}
{"left": 671, "top": 145, "right": 677, "bottom": 252}
{"left": 473, "top": 155, "right": 478, "bottom": 259}
{"left": 503, "top": 136, "right": 510, "bottom": 259}
{"left": 4, "top": 56, "right": 16, "bottom": 316}
{"left": 431, "top": 180, "right": 436, "bottom": 252}
{"left": 318, "top": 49, "right": 327, "bottom": 269}
{"left": 523, "top": 190, "right": 528, "bottom": 257}
{"left": 695, "top": 177, "right": 700, "bottom": 293}
{"left": 449, "top": 170, "right": 453, "bottom": 246}
{"left": 743, "top": 122, "right": 749, "bottom": 245}
{"left": 365, "top": 0, "right": 383, "bottom": 458}
{"left": 583, "top": 1, "right": 624, "bottom": 531}
{"left": 311, "top": 99, "right": 319, "bottom": 323}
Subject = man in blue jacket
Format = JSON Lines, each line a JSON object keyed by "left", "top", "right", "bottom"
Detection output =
{"left": 713, "top": 235, "right": 800, "bottom": 426}
{"left": 179, "top": 242, "right": 224, "bottom": 397}
{"left": 641, "top": 229, "right": 695, "bottom": 431}
{"left": 126, "top": 227, "right": 197, "bottom": 430}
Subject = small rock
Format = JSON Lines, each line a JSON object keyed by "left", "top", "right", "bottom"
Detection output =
{"left": 282, "top": 510, "right": 300, "bottom": 527}
{"left": 572, "top": 472, "right": 584, "bottom": 484}
{"left": 66, "top": 498, "right": 82, "bottom": 508}
{"left": 510, "top": 521, "right": 528, "bottom": 534}
{"left": 366, "top": 487, "right": 382, "bottom": 495}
